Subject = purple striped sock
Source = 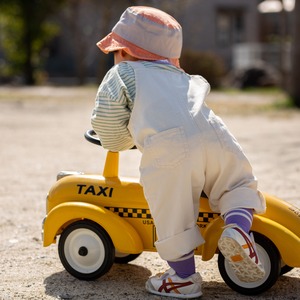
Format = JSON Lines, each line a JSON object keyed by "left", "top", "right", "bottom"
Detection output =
{"left": 224, "top": 208, "right": 253, "bottom": 233}
{"left": 167, "top": 251, "right": 195, "bottom": 279}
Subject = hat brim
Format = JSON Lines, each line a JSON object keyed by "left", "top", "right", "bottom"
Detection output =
{"left": 97, "top": 32, "right": 180, "bottom": 67}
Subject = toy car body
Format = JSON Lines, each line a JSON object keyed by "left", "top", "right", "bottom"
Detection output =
{"left": 42, "top": 130, "right": 300, "bottom": 295}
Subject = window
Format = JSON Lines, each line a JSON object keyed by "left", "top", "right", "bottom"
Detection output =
{"left": 216, "top": 9, "right": 245, "bottom": 47}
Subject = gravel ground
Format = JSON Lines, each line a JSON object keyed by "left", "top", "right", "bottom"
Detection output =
{"left": 0, "top": 86, "right": 299, "bottom": 300}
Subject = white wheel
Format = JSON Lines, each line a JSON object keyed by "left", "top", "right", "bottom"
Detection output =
{"left": 64, "top": 228, "right": 105, "bottom": 273}
{"left": 114, "top": 251, "right": 142, "bottom": 264}
{"left": 58, "top": 220, "right": 115, "bottom": 280}
{"left": 218, "top": 232, "right": 281, "bottom": 295}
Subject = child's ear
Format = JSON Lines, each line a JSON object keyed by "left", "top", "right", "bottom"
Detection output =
{"left": 120, "top": 50, "right": 138, "bottom": 61}
{"left": 120, "top": 50, "right": 127, "bottom": 58}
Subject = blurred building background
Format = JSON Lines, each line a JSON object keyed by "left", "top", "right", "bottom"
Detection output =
{"left": 0, "top": 0, "right": 297, "bottom": 90}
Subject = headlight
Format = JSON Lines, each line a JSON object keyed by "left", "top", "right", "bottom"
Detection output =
{"left": 41, "top": 217, "right": 46, "bottom": 242}
{"left": 56, "top": 171, "right": 84, "bottom": 181}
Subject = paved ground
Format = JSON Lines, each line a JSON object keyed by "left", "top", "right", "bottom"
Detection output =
{"left": 0, "top": 86, "right": 299, "bottom": 299}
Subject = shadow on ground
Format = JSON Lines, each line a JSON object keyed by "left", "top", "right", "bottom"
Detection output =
{"left": 44, "top": 261, "right": 300, "bottom": 300}
{"left": 44, "top": 263, "right": 151, "bottom": 300}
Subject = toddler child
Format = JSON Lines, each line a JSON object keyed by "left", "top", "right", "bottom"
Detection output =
{"left": 91, "top": 6, "right": 266, "bottom": 298}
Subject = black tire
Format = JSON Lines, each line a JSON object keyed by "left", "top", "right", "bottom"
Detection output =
{"left": 58, "top": 220, "right": 115, "bottom": 281}
{"left": 114, "top": 252, "right": 142, "bottom": 264}
{"left": 280, "top": 265, "right": 294, "bottom": 276}
{"left": 218, "top": 232, "right": 281, "bottom": 295}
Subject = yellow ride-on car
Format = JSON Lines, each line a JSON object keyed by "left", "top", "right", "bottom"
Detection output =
{"left": 42, "top": 130, "right": 300, "bottom": 295}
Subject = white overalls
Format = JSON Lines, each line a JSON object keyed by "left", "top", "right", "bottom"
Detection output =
{"left": 127, "top": 62, "right": 266, "bottom": 261}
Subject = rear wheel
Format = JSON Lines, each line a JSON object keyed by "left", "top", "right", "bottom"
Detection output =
{"left": 58, "top": 220, "right": 115, "bottom": 280}
{"left": 114, "top": 252, "right": 142, "bottom": 264}
{"left": 280, "top": 264, "right": 293, "bottom": 276}
{"left": 218, "top": 232, "right": 281, "bottom": 295}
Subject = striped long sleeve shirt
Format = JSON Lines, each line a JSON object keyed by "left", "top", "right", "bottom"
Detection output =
{"left": 91, "top": 60, "right": 179, "bottom": 152}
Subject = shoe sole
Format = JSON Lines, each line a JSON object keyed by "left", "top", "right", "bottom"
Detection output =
{"left": 145, "top": 281, "right": 203, "bottom": 299}
{"left": 218, "top": 236, "right": 265, "bottom": 282}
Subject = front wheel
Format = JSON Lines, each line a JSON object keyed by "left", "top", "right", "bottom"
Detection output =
{"left": 58, "top": 220, "right": 115, "bottom": 280}
{"left": 218, "top": 232, "right": 281, "bottom": 295}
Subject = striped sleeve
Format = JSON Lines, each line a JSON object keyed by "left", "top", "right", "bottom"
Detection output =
{"left": 91, "top": 62, "right": 136, "bottom": 151}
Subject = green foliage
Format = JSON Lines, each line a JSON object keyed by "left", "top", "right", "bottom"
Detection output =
{"left": 180, "top": 50, "right": 226, "bottom": 89}
{"left": 0, "top": 0, "right": 64, "bottom": 84}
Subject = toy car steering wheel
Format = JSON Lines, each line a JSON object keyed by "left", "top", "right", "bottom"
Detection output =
{"left": 84, "top": 130, "right": 101, "bottom": 146}
{"left": 84, "top": 130, "right": 137, "bottom": 149}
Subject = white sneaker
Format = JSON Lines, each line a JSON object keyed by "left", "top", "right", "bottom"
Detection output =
{"left": 218, "top": 225, "right": 265, "bottom": 282}
{"left": 145, "top": 268, "right": 202, "bottom": 299}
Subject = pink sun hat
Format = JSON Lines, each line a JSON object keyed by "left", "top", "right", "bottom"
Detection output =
{"left": 96, "top": 6, "right": 182, "bottom": 67}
